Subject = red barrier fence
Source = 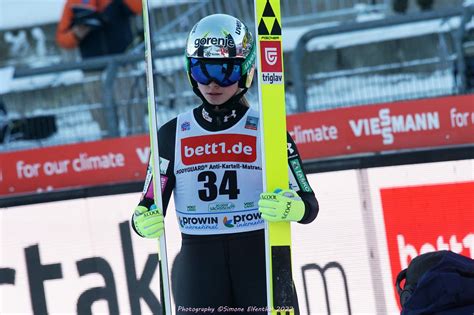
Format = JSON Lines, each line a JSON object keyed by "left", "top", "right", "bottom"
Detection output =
{"left": 1, "top": 95, "right": 473, "bottom": 197}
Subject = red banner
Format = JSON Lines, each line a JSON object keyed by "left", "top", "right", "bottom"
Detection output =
{"left": 0, "top": 135, "right": 150, "bottom": 197}
{"left": 1, "top": 95, "right": 473, "bottom": 198}
{"left": 287, "top": 94, "right": 474, "bottom": 160}
{"left": 380, "top": 181, "right": 474, "bottom": 309}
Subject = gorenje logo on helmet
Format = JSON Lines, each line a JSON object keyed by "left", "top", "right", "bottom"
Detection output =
{"left": 194, "top": 36, "right": 235, "bottom": 48}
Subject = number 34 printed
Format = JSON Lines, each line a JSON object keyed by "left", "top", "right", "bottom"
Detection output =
{"left": 198, "top": 170, "right": 240, "bottom": 201}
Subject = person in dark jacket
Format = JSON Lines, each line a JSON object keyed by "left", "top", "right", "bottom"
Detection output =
{"left": 56, "top": 0, "right": 142, "bottom": 59}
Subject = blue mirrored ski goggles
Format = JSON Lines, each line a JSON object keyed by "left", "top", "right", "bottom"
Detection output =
{"left": 189, "top": 58, "right": 242, "bottom": 87}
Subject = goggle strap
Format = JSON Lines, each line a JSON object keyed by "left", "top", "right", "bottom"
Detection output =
{"left": 223, "top": 60, "right": 236, "bottom": 82}
{"left": 199, "top": 62, "right": 212, "bottom": 84}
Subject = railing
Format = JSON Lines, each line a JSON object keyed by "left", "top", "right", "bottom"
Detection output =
{"left": 290, "top": 6, "right": 473, "bottom": 112}
{"left": 1, "top": 47, "right": 194, "bottom": 152}
{"left": 1, "top": 4, "right": 472, "bottom": 154}
{"left": 0, "top": 0, "right": 389, "bottom": 69}
{"left": 145, "top": 0, "right": 390, "bottom": 53}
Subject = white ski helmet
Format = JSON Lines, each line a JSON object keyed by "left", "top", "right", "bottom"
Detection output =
{"left": 185, "top": 14, "right": 256, "bottom": 89}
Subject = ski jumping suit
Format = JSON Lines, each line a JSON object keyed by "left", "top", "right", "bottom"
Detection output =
{"left": 133, "top": 101, "right": 319, "bottom": 314}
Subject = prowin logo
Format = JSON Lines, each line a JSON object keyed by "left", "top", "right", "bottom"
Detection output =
{"left": 180, "top": 216, "right": 218, "bottom": 226}
{"left": 223, "top": 216, "right": 234, "bottom": 228}
{"left": 224, "top": 213, "right": 263, "bottom": 228}
{"left": 233, "top": 213, "right": 263, "bottom": 225}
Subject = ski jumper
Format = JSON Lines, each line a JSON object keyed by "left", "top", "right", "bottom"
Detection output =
{"left": 133, "top": 101, "right": 318, "bottom": 314}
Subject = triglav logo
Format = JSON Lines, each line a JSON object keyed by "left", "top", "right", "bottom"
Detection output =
{"left": 264, "top": 47, "right": 277, "bottom": 65}
{"left": 259, "top": 40, "right": 282, "bottom": 84}
{"left": 260, "top": 41, "right": 282, "bottom": 72}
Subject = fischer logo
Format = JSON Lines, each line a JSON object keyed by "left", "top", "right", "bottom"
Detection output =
{"left": 349, "top": 108, "right": 440, "bottom": 145}
{"left": 181, "top": 134, "right": 256, "bottom": 165}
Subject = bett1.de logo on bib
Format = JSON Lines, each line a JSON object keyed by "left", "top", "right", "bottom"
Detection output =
{"left": 181, "top": 134, "right": 257, "bottom": 165}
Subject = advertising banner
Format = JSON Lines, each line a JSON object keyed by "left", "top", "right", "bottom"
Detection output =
{"left": 0, "top": 135, "right": 150, "bottom": 197}
{"left": 1, "top": 172, "right": 379, "bottom": 315}
{"left": 381, "top": 181, "right": 474, "bottom": 310}
{"left": 1, "top": 161, "right": 472, "bottom": 314}
{"left": 287, "top": 94, "right": 474, "bottom": 160}
{"left": 1, "top": 95, "right": 472, "bottom": 198}
{"left": 368, "top": 160, "right": 474, "bottom": 313}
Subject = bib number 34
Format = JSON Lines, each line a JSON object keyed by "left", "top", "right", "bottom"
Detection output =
{"left": 198, "top": 170, "right": 240, "bottom": 201}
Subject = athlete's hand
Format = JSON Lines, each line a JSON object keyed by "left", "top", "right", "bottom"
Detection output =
{"left": 258, "top": 189, "right": 305, "bottom": 222}
{"left": 132, "top": 204, "right": 164, "bottom": 239}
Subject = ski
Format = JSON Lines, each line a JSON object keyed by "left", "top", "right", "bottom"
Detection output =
{"left": 254, "top": 1, "right": 295, "bottom": 314}
{"left": 141, "top": 0, "right": 172, "bottom": 313}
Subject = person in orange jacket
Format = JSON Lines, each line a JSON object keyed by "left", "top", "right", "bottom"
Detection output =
{"left": 56, "top": 0, "right": 142, "bottom": 59}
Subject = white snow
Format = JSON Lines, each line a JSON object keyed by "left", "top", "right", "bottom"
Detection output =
{"left": 284, "top": 16, "right": 461, "bottom": 52}
{"left": 6, "top": 70, "right": 86, "bottom": 93}
{"left": 303, "top": 69, "right": 454, "bottom": 112}
{"left": 0, "top": 66, "right": 14, "bottom": 94}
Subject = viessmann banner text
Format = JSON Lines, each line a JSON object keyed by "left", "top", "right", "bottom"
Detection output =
{"left": 1, "top": 95, "right": 472, "bottom": 196}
